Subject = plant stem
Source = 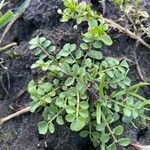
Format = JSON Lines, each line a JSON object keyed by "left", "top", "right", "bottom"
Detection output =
{"left": 39, "top": 45, "right": 58, "bottom": 63}
{"left": 0, "top": 106, "right": 30, "bottom": 125}
{"left": 48, "top": 98, "right": 67, "bottom": 123}
{"left": 76, "top": 91, "right": 80, "bottom": 118}
{"left": 101, "top": 112, "right": 118, "bottom": 143}
{"left": 104, "top": 18, "right": 150, "bottom": 50}
{"left": 49, "top": 108, "right": 64, "bottom": 123}
{"left": 0, "top": 42, "right": 17, "bottom": 52}
{"left": 109, "top": 98, "right": 135, "bottom": 111}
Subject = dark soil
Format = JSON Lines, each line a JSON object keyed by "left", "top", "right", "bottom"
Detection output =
{"left": 0, "top": 0, "right": 150, "bottom": 150}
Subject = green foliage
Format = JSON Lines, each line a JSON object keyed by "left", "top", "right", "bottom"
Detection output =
{"left": 110, "top": 0, "right": 142, "bottom": 12}
{"left": 59, "top": 0, "right": 112, "bottom": 47}
{"left": 110, "top": 0, "right": 149, "bottom": 38}
{"left": 58, "top": 0, "right": 99, "bottom": 24}
{"left": 83, "top": 18, "right": 113, "bottom": 46}
{"left": 29, "top": 36, "right": 56, "bottom": 60}
{"left": 28, "top": 36, "right": 150, "bottom": 149}
{"left": 27, "top": 0, "right": 150, "bottom": 149}
{"left": 0, "top": 1, "right": 14, "bottom": 29}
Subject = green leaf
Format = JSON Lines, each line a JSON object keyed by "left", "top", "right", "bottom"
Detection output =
{"left": 96, "top": 102, "right": 101, "bottom": 124}
{"left": 123, "top": 108, "right": 132, "bottom": 117}
{"left": 101, "top": 34, "right": 113, "bottom": 46}
{"left": 72, "top": 64, "right": 80, "bottom": 76}
{"left": 29, "top": 101, "right": 40, "bottom": 113}
{"left": 93, "top": 41, "right": 102, "bottom": 49}
{"left": 44, "top": 95, "right": 52, "bottom": 103}
{"left": 70, "top": 44, "right": 76, "bottom": 51}
{"left": 48, "top": 46, "right": 56, "bottom": 52}
{"left": 66, "top": 106, "right": 76, "bottom": 113}
{"left": 84, "top": 58, "right": 92, "bottom": 67}
{"left": 60, "top": 62, "right": 71, "bottom": 74}
{"left": 100, "top": 133, "right": 110, "bottom": 143}
{"left": 92, "top": 131, "right": 100, "bottom": 139}
{"left": 87, "top": 50, "right": 103, "bottom": 60}
{"left": 55, "top": 97, "right": 65, "bottom": 107}
{"left": 70, "top": 117, "right": 86, "bottom": 131}
{"left": 75, "top": 49, "right": 83, "bottom": 59}
{"left": 132, "top": 111, "right": 139, "bottom": 119}
{"left": 118, "top": 66, "right": 125, "bottom": 73}
{"left": 41, "top": 82, "right": 52, "bottom": 92}
{"left": 107, "top": 142, "right": 116, "bottom": 150}
{"left": 107, "top": 71, "right": 114, "bottom": 78}
{"left": 118, "top": 138, "right": 130, "bottom": 146}
{"left": 68, "top": 97, "right": 76, "bottom": 106}
{"left": 79, "top": 109, "right": 89, "bottom": 118}
{"left": 80, "top": 101, "right": 89, "bottom": 109}
{"left": 39, "top": 37, "right": 46, "bottom": 44}
{"left": 0, "top": 10, "right": 14, "bottom": 29}
{"left": 29, "top": 37, "right": 39, "bottom": 46}
{"left": 65, "top": 77, "right": 75, "bottom": 86}
{"left": 96, "top": 124, "right": 105, "bottom": 131}
{"left": 65, "top": 58, "right": 75, "bottom": 64}
{"left": 99, "top": 74, "right": 105, "bottom": 97}
{"left": 88, "top": 18, "right": 98, "bottom": 27}
{"left": 113, "top": 125, "right": 123, "bottom": 135}
{"left": 37, "top": 87, "right": 45, "bottom": 95}
{"left": 80, "top": 43, "right": 88, "bottom": 50}
{"left": 65, "top": 113, "right": 76, "bottom": 122}
{"left": 56, "top": 115, "right": 64, "bottom": 125}
{"left": 114, "top": 104, "right": 120, "bottom": 112}
{"left": 34, "top": 48, "right": 42, "bottom": 56}
{"left": 38, "top": 121, "right": 48, "bottom": 134}
{"left": 79, "top": 130, "right": 89, "bottom": 138}
{"left": 58, "top": 48, "right": 70, "bottom": 57}
{"left": 49, "top": 123, "right": 55, "bottom": 133}
{"left": 43, "top": 40, "right": 51, "bottom": 48}
{"left": 120, "top": 60, "right": 129, "bottom": 68}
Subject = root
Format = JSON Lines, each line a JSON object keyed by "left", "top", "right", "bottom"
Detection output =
{"left": 0, "top": 106, "right": 30, "bottom": 125}
{"left": 104, "top": 18, "right": 150, "bottom": 50}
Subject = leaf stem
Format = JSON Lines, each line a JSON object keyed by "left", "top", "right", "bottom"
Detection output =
{"left": 76, "top": 91, "right": 80, "bottom": 118}
{"left": 101, "top": 112, "right": 118, "bottom": 143}
{"left": 39, "top": 45, "right": 58, "bottom": 63}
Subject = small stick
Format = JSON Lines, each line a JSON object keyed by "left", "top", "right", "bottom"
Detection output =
{"left": 0, "top": 106, "right": 30, "bottom": 125}
{"left": 101, "top": 0, "right": 106, "bottom": 15}
{"left": 129, "top": 143, "right": 150, "bottom": 150}
{"left": 0, "top": 42, "right": 17, "bottom": 52}
{"left": 104, "top": 18, "right": 150, "bottom": 50}
{"left": 133, "top": 42, "right": 146, "bottom": 81}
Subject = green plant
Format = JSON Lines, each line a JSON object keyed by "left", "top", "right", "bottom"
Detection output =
{"left": 0, "top": 0, "right": 14, "bottom": 29}
{"left": 110, "top": 0, "right": 150, "bottom": 38}
{"left": 83, "top": 18, "right": 112, "bottom": 46}
{"left": 28, "top": 36, "right": 150, "bottom": 149}
{"left": 58, "top": 0, "right": 112, "bottom": 47}
{"left": 58, "top": 0, "right": 100, "bottom": 24}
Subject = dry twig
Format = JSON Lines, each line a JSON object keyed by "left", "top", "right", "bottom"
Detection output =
{"left": 133, "top": 42, "right": 147, "bottom": 81}
{"left": 0, "top": 106, "right": 30, "bottom": 125}
{"left": 0, "top": 42, "right": 17, "bottom": 52}
{"left": 104, "top": 18, "right": 150, "bottom": 50}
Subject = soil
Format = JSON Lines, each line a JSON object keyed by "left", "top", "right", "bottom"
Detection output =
{"left": 0, "top": 0, "right": 150, "bottom": 150}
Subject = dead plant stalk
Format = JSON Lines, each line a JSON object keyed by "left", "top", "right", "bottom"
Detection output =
{"left": 104, "top": 18, "right": 150, "bottom": 50}
{"left": 0, "top": 106, "right": 30, "bottom": 125}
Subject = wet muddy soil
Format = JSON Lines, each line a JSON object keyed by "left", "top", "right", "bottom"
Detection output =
{"left": 0, "top": 0, "right": 150, "bottom": 150}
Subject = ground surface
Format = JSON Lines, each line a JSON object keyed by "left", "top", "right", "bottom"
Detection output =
{"left": 0, "top": 0, "right": 150, "bottom": 150}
